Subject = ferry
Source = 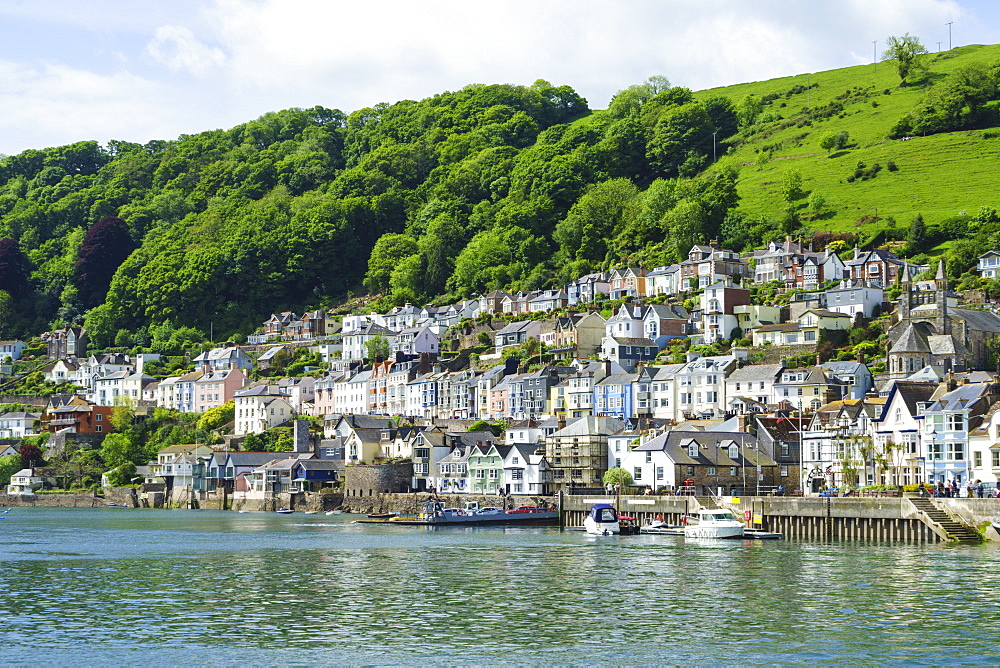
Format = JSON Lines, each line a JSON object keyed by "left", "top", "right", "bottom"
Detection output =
{"left": 358, "top": 500, "right": 558, "bottom": 526}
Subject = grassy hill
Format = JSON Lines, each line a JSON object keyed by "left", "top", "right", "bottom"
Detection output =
{"left": 693, "top": 43, "right": 1000, "bottom": 250}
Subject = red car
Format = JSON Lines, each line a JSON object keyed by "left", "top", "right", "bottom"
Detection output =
{"left": 507, "top": 506, "right": 538, "bottom": 513}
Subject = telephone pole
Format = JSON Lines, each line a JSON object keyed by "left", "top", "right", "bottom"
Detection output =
{"left": 947, "top": 22, "right": 953, "bottom": 50}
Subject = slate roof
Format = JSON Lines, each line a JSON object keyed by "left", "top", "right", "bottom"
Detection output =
{"left": 549, "top": 416, "right": 627, "bottom": 438}
{"left": 889, "top": 324, "right": 931, "bottom": 354}
{"left": 727, "top": 364, "right": 783, "bottom": 383}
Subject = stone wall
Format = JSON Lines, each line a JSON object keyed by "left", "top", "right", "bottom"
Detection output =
{"left": 344, "top": 462, "right": 414, "bottom": 497}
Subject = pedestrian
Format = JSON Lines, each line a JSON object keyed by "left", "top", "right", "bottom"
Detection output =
{"left": 937, "top": 481, "right": 945, "bottom": 498}
{"left": 918, "top": 482, "right": 926, "bottom": 498}
{"left": 606, "top": 482, "right": 613, "bottom": 495}
{"left": 976, "top": 481, "right": 985, "bottom": 498}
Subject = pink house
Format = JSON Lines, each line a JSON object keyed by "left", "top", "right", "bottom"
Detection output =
{"left": 194, "top": 367, "right": 247, "bottom": 413}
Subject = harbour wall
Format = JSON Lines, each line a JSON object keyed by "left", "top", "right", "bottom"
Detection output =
{"left": 560, "top": 495, "right": 1000, "bottom": 543}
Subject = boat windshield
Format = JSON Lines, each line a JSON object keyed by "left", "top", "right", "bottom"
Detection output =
{"left": 704, "top": 511, "right": 739, "bottom": 521}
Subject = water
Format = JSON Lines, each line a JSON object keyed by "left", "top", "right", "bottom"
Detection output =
{"left": 2, "top": 508, "right": 1000, "bottom": 666}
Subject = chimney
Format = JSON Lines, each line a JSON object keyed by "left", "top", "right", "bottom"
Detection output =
{"left": 604, "top": 360, "right": 612, "bottom": 376}
{"left": 736, "top": 414, "right": 747, "bottom": 431}
{"left": 292, "top": 419, "right": 312, "bottom": 453}
{"left": 947, "top": 370, "right": 956, "bottom": 391}
{"left": 857, "top": 349, "right": 864, "bottom": 364}
{"left": 815, "top": 353, "right": 821, "bottom": 366}
{"left": 558, "top": 416, "right": 566, "bottom": 430}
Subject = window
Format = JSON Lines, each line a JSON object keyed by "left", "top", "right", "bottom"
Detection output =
{"left": 707, "top": 466, "right": 716, "bottom": 476}
{"left": 928, "top": 442, "right": 944, "bottom": 460}
{"left": 728, "top": 445, "right": 739, "bottom": 459}
{"left": 993, "top": 450, "right": 1000, "bottom": 468}
{"left": 95, "top": 425, "right": 102, "bottom": 432}
{"left": 95, "top": 414, "right": 103, "bottom": 421}
{"left": 974, "top": 452, "right": 983, "bottom": 468}
{"left": 947, "top": 442, "right": 964, "bottom": 461}
{"left": 730, "top": 466, "right": 738, "bottom": 476}
{"left": 656, "top": 467, "right": 664, "bottom": 480}
{"left": 780, "top": 466, "right": 788, "bottom": 476}
{"left": 633, "top": 467, "right": 642, "bottom": 481}
{"left": 947, "top": 414, "right": 964, "bottom": 432}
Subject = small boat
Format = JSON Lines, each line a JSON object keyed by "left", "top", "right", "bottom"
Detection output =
{"left": 367, "top": 512, "right": 396, "bottom": 519}
{"left": 992, "top": 517, "right": 1000, "bottom": 534}
{"left": 276, "top": 508, "right": 294, "bottom": 515}
{"left": 106, "top": 503, "right": 130, "bottom": 508}
{"left": 304, "top": 511, "right": 318, "bottom": 515}
{"left": 238, "top": 510, "right": 251, "bottom": 514}
{"left": 325, "top": 510, "right": 343, "bottom": 516}
{"left": 684, "top": 509, "right": 746, "bottom": 539}
{"left": 584, "top": 504, "right": 620, "bottom": 535}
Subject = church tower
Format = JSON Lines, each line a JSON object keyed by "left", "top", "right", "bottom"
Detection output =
{"left": 934, "top": 260, "right": 951, "bottom": 335}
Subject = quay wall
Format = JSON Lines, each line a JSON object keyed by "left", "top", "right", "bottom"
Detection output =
{"left": 559, "top": 495, "right": 1000, "bottom": 543}
{"left": 0, "top": 487, "right": 138, "bottom": 508}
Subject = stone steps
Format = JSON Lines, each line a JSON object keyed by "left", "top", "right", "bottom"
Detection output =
{"left": 909, "top": 497, "right": 982, "bottom": 542}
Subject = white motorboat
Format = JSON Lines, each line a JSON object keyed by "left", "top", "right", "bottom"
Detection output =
{"left": 584, "top": 504, "right": 620, "bottom": 535}
{"left": 684, "top": 509, "right": 746, "bottom": 539}
{"left": 326, "top": 510, "right": 343, "bottom": 516}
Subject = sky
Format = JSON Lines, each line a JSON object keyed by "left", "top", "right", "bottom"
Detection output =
{"left": 1, "top": 0, "right": 998, "bottom": 156}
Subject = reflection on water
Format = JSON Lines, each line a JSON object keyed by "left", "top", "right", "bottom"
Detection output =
{"left": 1, "top": 508, "right": 999, "bottom": 665}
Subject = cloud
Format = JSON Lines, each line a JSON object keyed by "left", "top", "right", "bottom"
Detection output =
{"left": 146, "top": 25, "right": 226, "bottom": 76}
{"left": 0, "top": 59, "right": 179, "bottom": 152}
{"left": 0, "top": 0, "right": 995, "bottom": 155}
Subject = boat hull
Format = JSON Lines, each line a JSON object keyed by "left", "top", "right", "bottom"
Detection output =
{"left": 684, "top": 524, "right": 746, "bottom": 539}
{"left": 359, "top": 510, "right": 558, "bottom": 526}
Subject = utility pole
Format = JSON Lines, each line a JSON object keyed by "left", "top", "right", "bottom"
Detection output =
{"left": 872, "top": 40, "right": 877, "bottom": 72}
{"left": 937, "top": 42, "right": 942, "bottom": 53}
{"left": 947, "top": 22, "right": 953, "bottom": 50}
{"left": 711, "top": 131, "right": 717, "bottom": 163}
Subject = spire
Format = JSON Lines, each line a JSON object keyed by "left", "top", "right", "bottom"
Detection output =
{"left": 936, "top": 259, "right": 947, "bottom": 282}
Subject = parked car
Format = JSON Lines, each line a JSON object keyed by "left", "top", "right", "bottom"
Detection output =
{"left": 508, "top": 506, "right": 538, "bottom": 514}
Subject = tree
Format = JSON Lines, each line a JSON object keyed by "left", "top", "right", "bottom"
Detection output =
{"left": 603, "top": 467, "right": 633, "bottom": 488}
{"left": 74, "top": 216, "right": 134, "bottom": 309}
{"left": 364, "top": 233, "right": 419, "bottom": 293}
{"left": 99, "top": 432, "right": 144, "bottom": 469}
{"left": 734, "top": 94, "right": 763, "bottom": 129}
{"left": 104, "top": 461, "right": 137, "bottom": 487}
{"left": 198, "top": 401, "right": 235, "bottom": 431}
{"left": 0, "top": 454, "right": 20, "bottom": 487}
{"left": 0, "top": 238, "right": 31, "bottom": 298}
{"left": 820, "top": 132, "right": 838, "bottom": 153}
{"left": 906, "top": 213, "right": 927, "bottom": 255}
{"left": 883, "top": 34, "right": 928, "bottom": 86}
{"left": 19, "top": 441, "right": 44, "bottom": 468}
{"left": 780, "top": 169, "right": 805, "bottom": 204}
{"left": 365, "top": 334, "right": 390, "bottom": 361}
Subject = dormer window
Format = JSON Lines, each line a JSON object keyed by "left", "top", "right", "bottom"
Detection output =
{"left": 728, "top": 445, "right": 739, "bottom": 459}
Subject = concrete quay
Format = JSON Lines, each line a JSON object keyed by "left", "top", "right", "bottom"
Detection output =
{"left": 560, "top": 494, "right": 1000, "bottom": 543}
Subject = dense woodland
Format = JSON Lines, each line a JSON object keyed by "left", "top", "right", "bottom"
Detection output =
{"left": 1, "top": 46, "right": 1000, "bottom": 349}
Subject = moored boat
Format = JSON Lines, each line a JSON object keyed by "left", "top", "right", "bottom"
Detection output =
{"left": 276, "top": 508, "right": 294, "bottom": 514}
{"left": 584, "top": 503, "right": 620, "bottom": 535}
{"left": 684, "top": 509, "right": 746, "bottom": 539}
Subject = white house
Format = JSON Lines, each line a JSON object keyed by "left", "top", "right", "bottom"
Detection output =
{"left": 0, "top": 340, "right": 27, "bottom": 361}
{"left": 0, "top": 412, "right": 41, "bottom": 439}
{"left": 978, "top": 250, "right": 1000, "bottom": 279}
{"left": 233, "top": 386, "right": 295, "bottom": 435}
{"left": 7, "top": 468, "right": 43, "bottom": 495}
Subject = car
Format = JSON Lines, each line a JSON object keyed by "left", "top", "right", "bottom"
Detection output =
{"left": 475, "top": 507, "right": 502, "bottom": 515}
{"left": 507, "top": 506, "right": 538, "bottom": 514}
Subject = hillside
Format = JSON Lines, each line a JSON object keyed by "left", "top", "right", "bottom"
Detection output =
{"left": 0, "top": 44, "right": 998, "bottom": 348}
{"left": 694, "top": 44, "right": 1000, "bottom": 242}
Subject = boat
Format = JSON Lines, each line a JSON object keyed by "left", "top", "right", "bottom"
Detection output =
{"left": 684, "top": 509, "right": 746, "bottom": 539}
{"left": 992, "top": 517, "right": 1000, "bottom": 534}
{"left": 303, "top": 511, "right": 318, "bottom": 515}
{"left": 276, "top": 508, "right": 294, "bottom": 514}
{"left": 358, "top": 499, "right": 558, "bottom": 526}
{"left": 583, "top": 504, "right": 620, "bottom": 535}
{"left": 325, "top": 510, "right": 343, "bottom": 516}
{"left": 106, "top": 503, "right": 130, "bottom": 508}
{"left": 367, "top": 512, "right": 397, "bottom": 519}
{"left": 238, "top": 510, "right": 251, "bottom": 514}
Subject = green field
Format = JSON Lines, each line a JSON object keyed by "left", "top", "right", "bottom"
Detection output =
{"left": 693, "top": 44, "right": 1000, "bottom": 239}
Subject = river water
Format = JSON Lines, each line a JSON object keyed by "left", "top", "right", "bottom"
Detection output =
{"left": 2, "top": 508, "right": 1000, "bottom": 666}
